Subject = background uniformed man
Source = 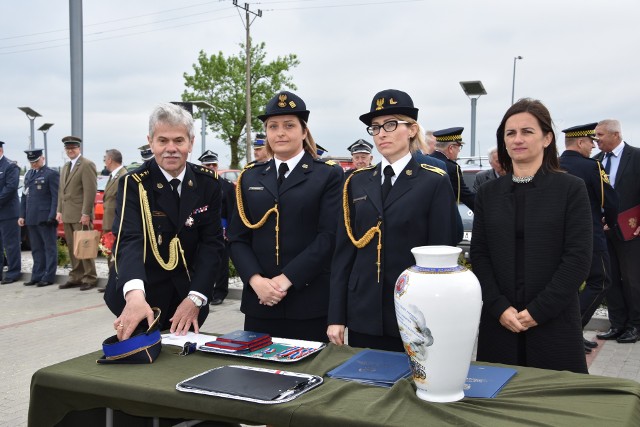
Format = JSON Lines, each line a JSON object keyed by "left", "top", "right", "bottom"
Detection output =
{"left": 345, "top": 139, "right": 374, "bottom": 179}
{"left": 432, "top": 127, "right": 476, "bottom": 211}
{"left": 0, "top": 141, "right": 21, "bottom": 284}
{"left": 252, "top": 133, "right": 270, "bottom": 163}
{"left": 198, "top": 149, "right": 235, "bottom": 305}
{"left": 560, "top": 123, "right": 619, "bottom": 353}
{"left": 104, "top": 103, "right": 223, "bottom": 340}
{"left": 18, "top": 149, "right": 59, "bottom": 287}
{"left": 56, "top": 136, "right": 98, "bottom": 291}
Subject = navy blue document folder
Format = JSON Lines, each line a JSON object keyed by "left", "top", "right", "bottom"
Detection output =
{"left": 326, "top": 349, "right": 411, "bottom": 387}
{"left": 464, "top": 365, "right": 518, "bottom": 398}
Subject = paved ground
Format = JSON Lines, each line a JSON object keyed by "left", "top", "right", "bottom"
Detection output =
{"left": 1, "top": 252, "right": 639, "bottom": 426}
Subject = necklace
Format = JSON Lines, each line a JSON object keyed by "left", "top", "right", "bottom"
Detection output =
{"left": 512, "top": 175, "right": 534, "bottom": 184}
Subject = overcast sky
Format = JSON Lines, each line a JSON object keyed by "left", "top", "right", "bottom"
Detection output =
{"left": 1, "top": 0, "right": 639, "bottom": 169}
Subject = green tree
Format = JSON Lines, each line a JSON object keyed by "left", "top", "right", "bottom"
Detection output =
{"left": 182, "top": 41, "right": 299, "bottom": 168}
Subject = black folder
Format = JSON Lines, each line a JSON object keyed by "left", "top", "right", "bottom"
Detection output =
{"left": 177, "top": 365, "right": 322, "bottom": 403}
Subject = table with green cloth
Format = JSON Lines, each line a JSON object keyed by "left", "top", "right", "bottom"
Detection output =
{"left": 29, "top": 343, "right": 640, "bottom": 427}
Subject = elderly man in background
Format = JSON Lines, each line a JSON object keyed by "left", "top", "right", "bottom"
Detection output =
{"left": 97, "top": 149, "right": 127, "bottom": 293}
{"left": 56, "top": 136, "right": 98, "bottom": 291}
{"left": 594, "top": 119, "right": 640, "bottom": 344}
{"left": 473, "top": 147, "right": 505, "bottom": 191}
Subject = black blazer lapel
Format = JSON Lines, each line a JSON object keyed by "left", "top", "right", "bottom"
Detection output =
{"left": 384, "top": 160, "right": 417, "bottom": 208}
{"left": 258, "top": 159, "right": 278, "bottom": 200}
{"left": 362, "top": 163, "right": 383, "bottom": 216}
{"left": 177, "top": 166, "right": 199, "bottom": 233}
{"left": 150, "top": 162, "right": 179, "bottom": 228}
{"left": 279, "top": 152, "right": 313, "bottom": 196}
{"left": 615, "top": 142, "right": 632, "bottom": 188}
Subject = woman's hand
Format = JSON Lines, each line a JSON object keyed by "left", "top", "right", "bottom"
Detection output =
{"left": 516, "top": 309, "right": 538, "bottom": 329}
{"left": 327, "top": 324, "right": 346, "bottom": 346}
{"left": 248, "top": 274, "right": 287, "bottom": 306}
{"left": 499, "top": 306, "right": 528, "bottom": 333}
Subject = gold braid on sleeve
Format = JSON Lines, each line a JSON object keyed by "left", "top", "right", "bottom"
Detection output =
{"left": 342, "top": 168, "right": 383, "bottom": 283}
{"left": 235, "top": 166, "right": 281, "bottom": 265}
{"left": 597, "top": 161, "right": 605, "bottom": 209}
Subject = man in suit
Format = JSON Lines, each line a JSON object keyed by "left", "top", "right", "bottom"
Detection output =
{"left": 19, "top": 149, "right": 59, "bottom": 287}
{"left": 97, "top": 149, "right": 127, "bottom": 293}
{"left": 104, "top": 102, "right": 223, "bottom": 340}
{"left": 198, "top": 150, "right": 235, "bottom": 305}
{"left": 560, "top": 123, "right": 618, "bottom": 352}
{"left": 431, "top": 127, "right": 476, "bottom": 211}
{"left": 56, "top": 136, "right": 98, "bottom": 291}
{"left": 0, "top": 141, "right": 21, "bottom": 284}
{"left": 594, "top": 119, "right": 640, "bottom": 344}
{"left": 473, "top": 147, "right": 505, "bottom": 191}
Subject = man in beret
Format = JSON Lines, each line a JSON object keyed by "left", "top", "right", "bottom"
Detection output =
{"left": 19, "top": 149, "right": 59, "bottom": 287}
{"left": 0, "top": 141, "right": 21, "bottom": 284}
{"left": 56, "top": 136, "right": 98, "bottom": 290}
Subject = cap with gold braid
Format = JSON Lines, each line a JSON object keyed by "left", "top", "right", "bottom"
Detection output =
{"left": 433, "top": 127, "right": 465, "bottom": 144}
{"left": 562, "top": 123, "right": 598, "bottom": 139}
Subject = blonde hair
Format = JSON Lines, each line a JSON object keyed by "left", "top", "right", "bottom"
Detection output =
{"left": 392, "top": 114, "right": 421, "bottom": 154}
{"left": 264, "top": 117, "right": 319, "bottom": 159}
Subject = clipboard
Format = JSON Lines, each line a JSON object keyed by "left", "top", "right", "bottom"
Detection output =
{"left": 176, "top": 365, "right": 323, "bottom": 404}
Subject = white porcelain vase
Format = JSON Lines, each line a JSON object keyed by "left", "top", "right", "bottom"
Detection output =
{"left": 394, "top": 245, "right": 482, "bottom": 403}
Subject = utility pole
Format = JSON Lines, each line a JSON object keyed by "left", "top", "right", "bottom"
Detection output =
{"left": 233, "top": 1, "right": 262, "bottom": 164}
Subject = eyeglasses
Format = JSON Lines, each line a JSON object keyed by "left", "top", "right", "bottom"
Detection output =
{"left": 366, "top": 120, "right": 409, "bottom": 136}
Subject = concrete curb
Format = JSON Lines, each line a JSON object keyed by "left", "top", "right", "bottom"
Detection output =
{"left": 17, "top": 272, "right": 243, "bottom": 300}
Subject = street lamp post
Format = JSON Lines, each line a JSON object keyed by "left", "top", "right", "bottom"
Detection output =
{"left": 18, "top": 107, "right": 42, "bottom": 150}
{"left": 511, "top": 56, "right": 523, "bottom": 105}
{"left": 38, "top": 123, "right": 54, "bottom": 164}
{"left": 191, "top": 100, "right": 214, "bottom": 157}
{"left": 459, "top": 81, "right": 487, "bottom": 159}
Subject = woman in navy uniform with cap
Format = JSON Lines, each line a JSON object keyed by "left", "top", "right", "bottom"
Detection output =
{"left": 327, "top": 89, "right": 458, "bottom": 352}
{"left": 228, "top": 91, "right": 343, "bottom": 342}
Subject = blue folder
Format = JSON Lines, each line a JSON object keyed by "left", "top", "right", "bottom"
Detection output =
{"left": 326, "top": 349, "right": 412, "bottom": 388}
{"left": 464, "top": 365, "right": 518, "bottom": 398}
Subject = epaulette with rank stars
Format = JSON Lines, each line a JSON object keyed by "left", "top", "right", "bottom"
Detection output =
{"left": 193, "top": 164, "right": 218, "bottom": 179}
{"left": 420, "top": 164, "right": 446, "bottom": 176}
{"left": 315, "top": 158, "right": 337, "bottom": 167}
{"left": 130, "top": 169, "right": 150, "bottom": 183}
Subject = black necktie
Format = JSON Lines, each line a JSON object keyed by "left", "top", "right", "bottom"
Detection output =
{"left": 278, "top": 162, "right": 289, "bottom": 189}
{"left": 170, "top": 178, "right": 181, "bottom": 202}
{"left": 603, "top": 152, "right": 614, "bottom": 175}
{"left": 381, "top": 165, "right": 395, "bottom": 202}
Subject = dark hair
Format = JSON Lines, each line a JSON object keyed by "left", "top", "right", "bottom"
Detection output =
{"left": 496, "top": 98, "right": 561, "bottom": 174}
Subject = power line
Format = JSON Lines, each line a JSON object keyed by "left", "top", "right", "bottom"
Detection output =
{"left": 0, "top": 0, "right": 225, "bottom": 41}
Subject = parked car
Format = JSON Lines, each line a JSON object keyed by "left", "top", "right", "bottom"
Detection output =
{"left": 218, "top": 169, "right": 241, "bottom": 184}
{"left": 457, "top": 165, "right": 491, "bottom": 260}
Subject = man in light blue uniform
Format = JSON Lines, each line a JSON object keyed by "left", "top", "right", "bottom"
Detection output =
{"left": 0, "top": 140, "right": 21, "bottom": 284}
{"left": 19, "top": 149, "right": 60, "bottom": 287}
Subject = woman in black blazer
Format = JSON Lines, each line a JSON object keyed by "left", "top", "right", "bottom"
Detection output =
{"left": 471, "top": 98, "right": 592, "bottom": 373}
{"left": 327, "top": 89, "right": 458, "bottom": 352}
{"left": 228, "top": 91, "right": 343, "bottom": 342}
